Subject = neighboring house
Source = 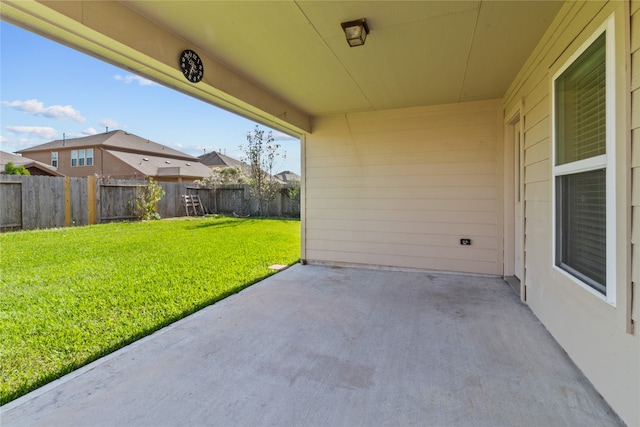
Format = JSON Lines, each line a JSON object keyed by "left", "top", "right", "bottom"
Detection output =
{"left": 274, "top": 171, "right": 300, "bottom": 184}
{"left": 2, "top": 2, "right": 639, "bottom": 424}
{"left": 16, "top": 130, "right": 212, "bottom": 182}
{"left": 199, "top": 151, "right": 288, "bottom": 183}
{"left": 0, "top": 151, "right": 63, "bottom": 176}
{"left": 199, "top": 151, "right": 245, "bottom": 169}
{"left": 198, "top": 150, "right": 251, "bottom": 177}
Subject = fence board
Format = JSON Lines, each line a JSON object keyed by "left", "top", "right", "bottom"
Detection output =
{"left": 19, "top": 176, "right": 65, "bottom": 230}
{"left": 0, "top": 177, "right": 23, "bottom": 230}
{"left": 159, "top": 182, "right": 186, "bottom": 218}
{"left": 100, "top": 179, "right": 138, "bottom": 222}
{"left": 217, "top": 185, "right": 248, "bottom": 214}
{"left": 70, "top": 177, "right": 88, "bottom": 226}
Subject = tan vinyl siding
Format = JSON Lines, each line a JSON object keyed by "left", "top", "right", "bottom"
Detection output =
{"left": 524, "top": 159, "right": 550, "bottom": 185}
{"left": 525, "top": 139, "right": 550, "bottom": 166}
{"left": 523, "top": 118, "right": 550, "bottom": 150}
{"left": 502, "top": 1, "right": 639, "bottom": 425}
{"left": 305, "top": 99, "right": 502, "bottom": 275}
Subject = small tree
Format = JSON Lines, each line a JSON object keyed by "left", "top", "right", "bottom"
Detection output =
{"left": 240, "top": 125, "right": 285, "bottom": 216}
{"left": 4, "top": 162, "right": 30, "bottom": 175}
{"left": 195, "top": 166, "right": 248, "bottom": 212}
{"left": 196, "top": 166, "right": 248, "bottom": 188}
{"left": 133, "top": 176, "right": 166, "bottom": 220}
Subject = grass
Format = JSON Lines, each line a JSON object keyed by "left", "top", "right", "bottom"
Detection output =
{"left": 0, "top": 216, "right": 300, "bottom": 404}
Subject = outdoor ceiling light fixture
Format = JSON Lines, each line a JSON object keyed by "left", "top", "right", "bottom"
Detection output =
{"left": 341, "top": 18, "right": 369, "bottom": 47}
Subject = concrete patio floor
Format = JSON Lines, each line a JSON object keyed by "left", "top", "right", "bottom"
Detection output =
{"left": 2, "top": 264, "right": 623, "bottom": 426}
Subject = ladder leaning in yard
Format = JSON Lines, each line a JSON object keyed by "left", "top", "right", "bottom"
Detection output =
{"left": 182, "top": 194, "right": 206, "bottom": 216}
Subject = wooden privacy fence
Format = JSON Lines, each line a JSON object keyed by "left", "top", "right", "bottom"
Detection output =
{"left": 0, "top": 175, "right": 300, "bottom": 231}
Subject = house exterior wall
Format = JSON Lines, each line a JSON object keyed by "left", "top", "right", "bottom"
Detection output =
{"left": 24, "top": 147, "right": 102, "bottom": 177}
{"left": 23, "top": 166, "right": 55, "bottom": 176}
{"left": 22, "top": 148, "right": 185, "bottom": 181}
{"left": 99, "top": 150, "right": 142, "bottom": 179}
{"left": 632, "top": 0, "right": 640, "bottom": 341}
{"left": 304, "top": 99, "right": 504, "bottom": 275}
{"left": 502, "top": 1, "right": 639, "bottom": 425}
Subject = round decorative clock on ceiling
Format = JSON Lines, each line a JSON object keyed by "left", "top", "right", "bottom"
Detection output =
{"left": 179, "top": 49, "right": 204, "bottom": 83}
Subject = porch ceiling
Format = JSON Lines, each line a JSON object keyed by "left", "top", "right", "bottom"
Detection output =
{"left": 123, "top": 0, "right": 562, "bottom": 115}
{"left": 0, "top": 1, "right": 563, "bottom": 133}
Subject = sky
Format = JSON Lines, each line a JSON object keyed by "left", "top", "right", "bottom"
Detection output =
{"left": 0, "top": 21, "right": 300, "bottom": 175}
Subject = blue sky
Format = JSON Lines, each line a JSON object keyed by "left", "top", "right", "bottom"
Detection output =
{"left": 0, "top": 21, "right": 300, "bottom": 174}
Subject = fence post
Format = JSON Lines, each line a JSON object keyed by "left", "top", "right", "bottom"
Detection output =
{"left": 87, "top": 175, "right": 97, "bottom": 225}
{"left": 64, "top": 176, "right": 71, "bottom": 227}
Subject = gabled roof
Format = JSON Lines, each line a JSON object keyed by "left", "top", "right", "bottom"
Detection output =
{"left": 275, "top": 171, "right": 301, "bottom": 183}
{"left": 17, "top": 130, "right": 198, "bottom": 161}
{"left": 0, "top": 151, "right": 63, "bottom": 176}
{"left": 106, "top": 150, "right": 212, "bottom": 179}
{"left": 198, "top": 151, "right": 245, "bottom": 168}
{"left": 197, "top": 152, "right": 288, "bottom": 184}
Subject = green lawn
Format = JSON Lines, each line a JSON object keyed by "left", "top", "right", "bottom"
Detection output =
{"left": 0, "top": 216, "right": 300, "bottom": 404}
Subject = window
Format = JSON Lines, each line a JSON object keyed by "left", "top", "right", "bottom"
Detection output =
{"left": 70, "top": 149, "right": 93, "bottom": 167}
{"left": 552, "top": 18, "right": 615, "bottom": 303}
{"left": 51, "top": 152, "right": 58, "bottom": 168}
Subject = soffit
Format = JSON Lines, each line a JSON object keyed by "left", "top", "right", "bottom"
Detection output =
{"left": 123, "top": 0, "right": 563, "bottom": 116}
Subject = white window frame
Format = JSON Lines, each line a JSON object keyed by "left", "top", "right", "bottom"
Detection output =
{"left": 551, "top": 16, "right": 616, "bottom": 305}
{"left": 51, "top": 151, "right": 58, "bottom": 168}
{"left": 70, "top": 149, "right": 93, "bottom": 167}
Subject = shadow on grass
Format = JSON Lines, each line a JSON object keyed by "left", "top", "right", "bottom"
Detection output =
{"left": 186, "top": 216, "right": 299, "bottom": 231}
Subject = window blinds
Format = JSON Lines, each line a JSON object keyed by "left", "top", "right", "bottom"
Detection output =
{"left": 559, "top": 170, "right": 607, "bottom": 292}
{"left": 554, "top": 32, "right": 607, "bottom": 293}
{"left": 555, "top": 33, "right": 606, "bottom": 166}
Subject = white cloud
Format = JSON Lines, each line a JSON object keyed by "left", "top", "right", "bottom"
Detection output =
{"left": 63, "top": 129, "right": 98, "bottom": 138}
{"left": 1, "top": 99, "right": 86, "bottom": 122}
{"left": 100, "top": 118, "right": 119, "bottom": 129}
{"left": 6, "top": 125, "right": 58, "bottom": 140}
{"left": 114, "top": 74, "right": 157, "bottom": 86}
{"left": 61, "top": 132, "right": 85, "bottom": 139}
{"left": 229, "top": 149, "right": 246, "bottom": 160}
{"left": 273, "top": 131, "right": 299, "bottom": 142}
{"left": 0, "top": 136, "right": 6, "bottom": 143}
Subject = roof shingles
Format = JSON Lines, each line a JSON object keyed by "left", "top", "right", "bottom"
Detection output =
{"left": 18, "top": 130, "right": 197, "bottom": 160}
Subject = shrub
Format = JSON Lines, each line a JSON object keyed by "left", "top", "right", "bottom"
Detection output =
{"left": 133, "top": 177, "right": 166, "bottom": 220}
{"left": 4, "top": 162, "right": 30, "bottom": 175}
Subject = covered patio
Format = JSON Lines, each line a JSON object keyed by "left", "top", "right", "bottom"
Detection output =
{"left": 1, "top": 1, "right": 638, "bottom": 423}
{"left": 2, "top": 265, "right": 622, "bottom": 426}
